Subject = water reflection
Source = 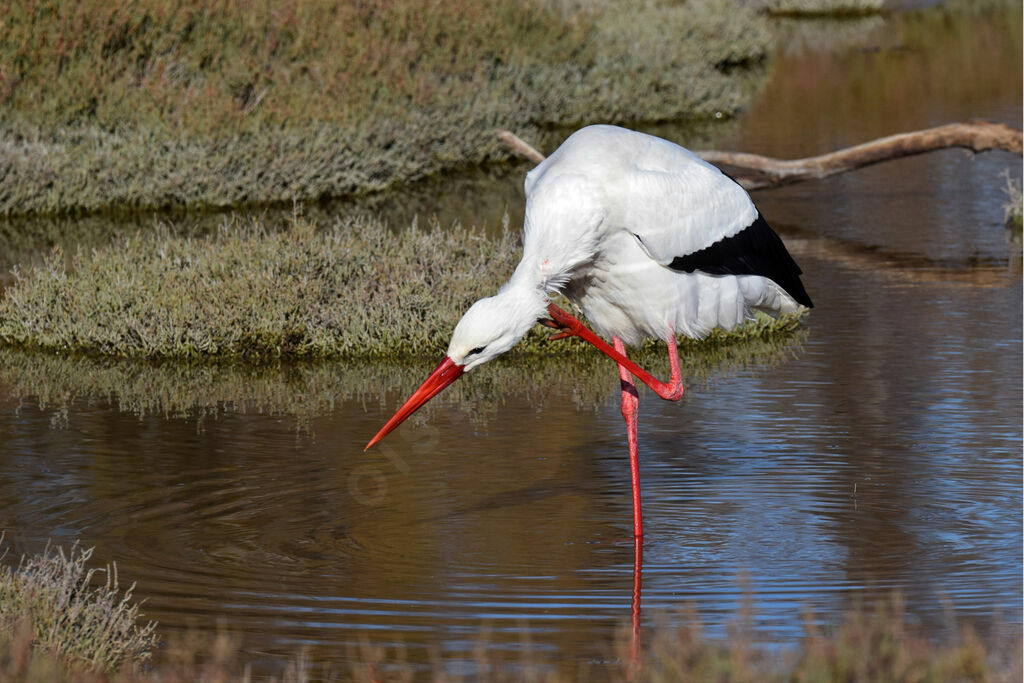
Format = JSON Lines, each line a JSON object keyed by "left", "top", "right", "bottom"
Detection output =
{"left": 0, "top": 323, "right": 803, "bottom": 429}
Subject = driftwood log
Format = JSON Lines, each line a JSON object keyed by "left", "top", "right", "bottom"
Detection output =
{"left": 497, "top": 121, "right": 1023, "bottom": 190}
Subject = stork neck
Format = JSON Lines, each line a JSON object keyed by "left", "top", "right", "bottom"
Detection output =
{"left": 498, "top": 267, "right": 550, "bottom": 324}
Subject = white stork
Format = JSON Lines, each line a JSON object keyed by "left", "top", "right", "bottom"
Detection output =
{"left": 365, "top": 124, "right": 813, "bottom": 539}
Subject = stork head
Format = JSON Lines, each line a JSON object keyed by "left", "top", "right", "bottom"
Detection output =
{"left": 365, "top": 286, "right": 548, "bottom": 450}
{"left": 446, "top": 294, "right": 541, "bottom": 371}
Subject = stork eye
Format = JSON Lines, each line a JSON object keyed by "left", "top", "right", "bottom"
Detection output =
{"left": 468, "top": 346, "right": 486, "bottom": 356}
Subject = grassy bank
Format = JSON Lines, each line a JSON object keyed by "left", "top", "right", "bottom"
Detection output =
{"left": 0, "top": 0, "right": 770, "bottom": 217}
{"left": 0, "top": 214, "right": 807, "bottom": 361}
{"left": 0, "top": 214, "right": 519, "bottom": 359}
{"left": 0, "top": 541, "right": 1017, "bottom": 682}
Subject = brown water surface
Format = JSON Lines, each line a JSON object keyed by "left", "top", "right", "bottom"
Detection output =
{"left": 0, "top": 2, "right": 1021, "bottom": 677}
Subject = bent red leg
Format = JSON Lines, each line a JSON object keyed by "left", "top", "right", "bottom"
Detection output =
{"left": 544, "top": 303, "right": 684, "bottom": 401}
{"left": 614, "top": 336, "right": 643, "bottom": 540}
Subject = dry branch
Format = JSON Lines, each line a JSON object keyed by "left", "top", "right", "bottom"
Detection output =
{"left": 497, "top": 130, "right": 546, "bottom": 165}
{"left": 497, "top": 121, "right": 1023, "bottom": 190}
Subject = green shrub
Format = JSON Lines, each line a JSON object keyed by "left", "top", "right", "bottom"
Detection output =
{"left": 0, "top": 214, "right": 508, "bottom": 358}
{"left": 0, "top": 0, "right": 771, "bottom": 216}
{"left": 0, "top": 214, "right": 807, "bottom": 361}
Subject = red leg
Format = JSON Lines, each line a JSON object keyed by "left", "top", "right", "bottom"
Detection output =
{"left": 614, "top": 336, "right": 643, "bottom": 540}
{"left": 543, "top": 303, "right": 684, "bottom": 401}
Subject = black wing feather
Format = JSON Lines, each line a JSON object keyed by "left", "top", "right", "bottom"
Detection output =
{"left": 668, "top": 214, "right": 813, "bottom": 308}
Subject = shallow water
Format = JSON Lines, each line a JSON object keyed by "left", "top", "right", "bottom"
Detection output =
{"left": 0, "top": 2, "right": 1021, "bottom": 677}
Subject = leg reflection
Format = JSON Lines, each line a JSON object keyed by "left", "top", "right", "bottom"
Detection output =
{"left": 629, "top": 535, "right": 643, "bottom": 679}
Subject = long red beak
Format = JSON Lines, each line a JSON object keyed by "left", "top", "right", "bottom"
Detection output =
{"left": 364, "top": 356, "right": 465, "bottom": 450}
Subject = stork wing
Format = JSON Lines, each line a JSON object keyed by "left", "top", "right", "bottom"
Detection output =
{"left": 622, "top": 155, "right": 757, "bottom": 262}
{"left": 523, "top": 125, "right": 812, "bottom": 308}
{"left": 624, "top": 159, "right": 813, "bottom": 308}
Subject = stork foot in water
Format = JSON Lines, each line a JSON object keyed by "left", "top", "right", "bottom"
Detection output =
{"left": 542, "top": 303, "right": 684, "bottom": 538}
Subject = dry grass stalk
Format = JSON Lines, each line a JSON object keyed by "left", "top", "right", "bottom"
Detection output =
{"left": 1002, "top": 171, "right": 1023, "bottom": 229}
{"left": 0, "top": 540, "right": 157, "bottom": 674}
